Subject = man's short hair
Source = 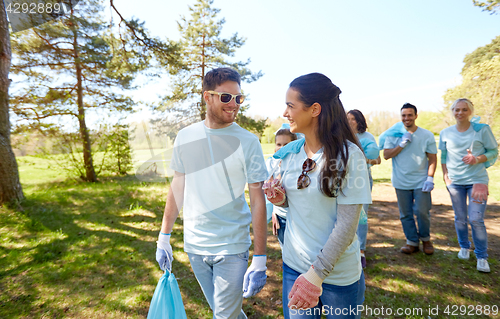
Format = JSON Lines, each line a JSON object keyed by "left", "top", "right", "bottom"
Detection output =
{"left": 401, "top": 103, "right": 417, "bottom": 115}
{"left": 202, "top": 68, "right": 241, "bottom": 93}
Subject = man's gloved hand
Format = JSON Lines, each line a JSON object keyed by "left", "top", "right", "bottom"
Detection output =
{"left": 422, "top": 176, "right": 434, "bottom": 193}
{"left": 288, "top": 267, "right": 323, "bottom": 310}
{"left": 471, "top": 183, "right": 488, "bottom": 203}
{"left": 242, "top": 255, "right": 267, "bottom": 298}
{"left": 399, "top": 132, "right": 412, "bottom": 148}
{"left": 156, "top": 233, "right": 173, "bottom": 272}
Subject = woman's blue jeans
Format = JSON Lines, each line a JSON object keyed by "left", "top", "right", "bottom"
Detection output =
{"left": 282, "top": 263, "right": 365, "bottom": 319}
{"left": 447, "top": 184, "right": 488, "bottom": 259}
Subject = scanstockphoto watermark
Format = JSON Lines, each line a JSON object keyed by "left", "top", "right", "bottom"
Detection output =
{"left": 5, "top": 0, "right": 79, "bottom": 33}
{"left": 291, "top": 304, "right": 499, "bottom": 317}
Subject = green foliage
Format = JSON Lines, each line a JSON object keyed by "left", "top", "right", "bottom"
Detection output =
{"left": 156, "top": 0, "right": 265, "bottom": 134}
{"left": 463, "top": 35, "right": 500, "bottom": 69}
{"left": 10, "top": 0, "right": 141, "bottom": 126}
{"left": 444, "top": 45, "right": 500, "bottom": 140}
{"left": 260, "top": 117, "right": 288, "bottom": 144}
{"left": 9, "top": 0, "right": 180, "bottom": 181}
{"left": 473, "top": 0, "right": 500, "bottom": 13}
{"left": 415, "top": 111, "right": 451, "bottom": 135}
{"left": 100, "top": 124, "right": 133, "bottom": 176}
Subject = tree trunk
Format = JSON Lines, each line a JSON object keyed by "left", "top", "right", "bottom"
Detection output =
{"left": 0, "top": 3, "right": 25, "bottom": 205}
{"left": 200, "top": 33, "right": 206, "bottom": 120}
{"left": 72, "top": 25, "right": 96, "bottom": 182}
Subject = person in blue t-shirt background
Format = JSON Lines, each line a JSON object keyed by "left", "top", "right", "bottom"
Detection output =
{"left": 439, "top": 98, "right": 498, "bottom": 273}
{"left": 265, "top": 124, "right": 297, "bottom": 249}
{"left": 383, "top": 103, "right": 437, "bottom": 256}
{"left": 347, "top": 109, "right": 381, "bottom": 269}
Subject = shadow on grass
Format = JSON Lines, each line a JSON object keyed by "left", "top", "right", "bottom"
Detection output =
{"left": 373, "top": 178, "right": 392, "bottom": 184}
{"left": 364, "top": 199, "right": 500, "bottom": 317}
{"left": 0, "top": 176, "right": 171, "bottom": 318}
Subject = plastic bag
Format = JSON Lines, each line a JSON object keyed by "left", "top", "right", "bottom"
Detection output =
{"left": 359, "top": 207, "right": 368, "bottom": 225}
{"left": 147, "top": 270, "right": 188, "bottom": 319}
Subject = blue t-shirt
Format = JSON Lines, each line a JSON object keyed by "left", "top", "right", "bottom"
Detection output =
{"left": 357, "top": 131, "right": 379, "bottom": 168}
{"left": 384, "top": 127, "right": 437, "bottom": 190}
{"left": 280, "top": 141, "right": 372, "bottom": 285}
{"left": 439, "top": 124, "right": 498, "bottom": 185}
{"left": 170, "top": 121, "right": 268, "bottom": 255}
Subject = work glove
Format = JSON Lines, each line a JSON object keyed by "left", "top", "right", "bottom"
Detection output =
{"left": 263, "top": 176, "right": 287, "bottom": 207}
{"left": 462, "top": 149, "right": 478, "bottom": 165}
{"left": 156, "top": 233, "right": 173, "bottom": 272}
{"left": 288, "top": 267, "right": 323, "bottom": 310}
{"left": 471, "top": 183, "right": 488, "bottom": 203}
{"left": 242, "top": 255, "right": 267, "bottom": 298}
{"left": 399, "top": 132, "right": 412, "bottom": 148}
{"left": 422, "top": 176, "right": 434, "bottom": 193}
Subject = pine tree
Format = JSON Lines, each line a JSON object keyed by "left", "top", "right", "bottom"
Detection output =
{"left": 10, "top": 0, "right": 180, "bottom": 181}
{"left": 158, "top": 0, "right": 266, "bottom": 135}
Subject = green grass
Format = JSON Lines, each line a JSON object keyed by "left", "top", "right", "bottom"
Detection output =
{"left": 2, "top": 145, "right": 500, "bottom": 318}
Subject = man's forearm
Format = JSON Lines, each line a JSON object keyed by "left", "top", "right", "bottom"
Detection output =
{"left": 161, "top": 173, "right": 185, "bottom": 234}
{"left": 249, "top": 182, "right": 267, "bottom": 255}
{"left": 383, "top": 146, "right": 402, "bottom": 160}
{"left": 427, "top": 153, "right": 437, "bottom": 177}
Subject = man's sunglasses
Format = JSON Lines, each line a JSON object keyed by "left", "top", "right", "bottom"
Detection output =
{"left": 207, "top": 91, "right": 245, "bottom": 105}
{"left": 297, "top": 158, "right": 317, "bottom": 189}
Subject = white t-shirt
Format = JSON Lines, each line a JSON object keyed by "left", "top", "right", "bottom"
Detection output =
{"left": 439, "top": 124, "right": 498, "bottom": 185}
{"left": 384, "top": 127, "right": 437, "bottom": 190}
{"left": 170, "top": 121, "right": 268, "bottom": 255}
{"left": 281, "top": 141, "right": 372, "bottom": 286}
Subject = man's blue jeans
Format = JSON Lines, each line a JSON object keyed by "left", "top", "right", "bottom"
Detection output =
{"left": 282, "top": 263, "right": 365, "bottom": 319}
{"left": 188, "top": 251, "right": 249, "bottom": 319}
{"left": 447, "top": 184, "right": 488, "bottom": 259}
{"left": 395, "top": 188, "right": 431, "bottom": 246}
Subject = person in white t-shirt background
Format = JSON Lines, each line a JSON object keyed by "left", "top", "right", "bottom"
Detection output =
{"left": 155, "top": 68, "right": 268, "bottom": 319}
{"left": 383, "top": 103, "right": 437, "bottom": 256}
{"left": 266, "top": 73, "right": 371, "bottom": 319}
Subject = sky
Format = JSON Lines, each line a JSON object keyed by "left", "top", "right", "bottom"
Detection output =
{"left": 101, "top": 1, "right": 499, "bottom": 121}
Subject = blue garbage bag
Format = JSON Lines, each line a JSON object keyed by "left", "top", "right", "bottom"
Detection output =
{"left": 147, "top": 270, "right": 188, "bottom": 319}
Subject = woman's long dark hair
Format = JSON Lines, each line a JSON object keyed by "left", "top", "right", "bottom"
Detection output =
{"left": 289, "top": 73, "right": 361, "bottom": 198}
{"left": 347, "top": 109, "right": 368, "bottom": 134}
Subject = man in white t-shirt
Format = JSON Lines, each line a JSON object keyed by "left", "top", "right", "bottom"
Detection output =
{"left": 383, "top": 103, "right": 437, "bottom": 255}
{"left": 155, "top": 68, "right": 268, "bottom": 319}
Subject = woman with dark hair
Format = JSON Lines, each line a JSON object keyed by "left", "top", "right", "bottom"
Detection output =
{"left": 265, "top": 73, "right": 371, "bottom": 318}
{"left": 347, "top": 110, "right": 381, "bottom": 268}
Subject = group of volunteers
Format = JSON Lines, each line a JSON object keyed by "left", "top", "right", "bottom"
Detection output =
{"left": 154, "top": 67, "right": 498, "bottom": 319}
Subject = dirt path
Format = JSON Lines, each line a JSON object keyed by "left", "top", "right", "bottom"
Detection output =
{"left": 244, "top": 183, "right": 500, "bottom": 319}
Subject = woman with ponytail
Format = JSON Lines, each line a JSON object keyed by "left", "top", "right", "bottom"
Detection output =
{"left": 265, "top": 73, "right": 371, "bottom": 318}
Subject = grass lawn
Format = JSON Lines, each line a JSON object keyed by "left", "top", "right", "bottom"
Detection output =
{"left": 1, "top": 147, "right": 499, "bottom": 318}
